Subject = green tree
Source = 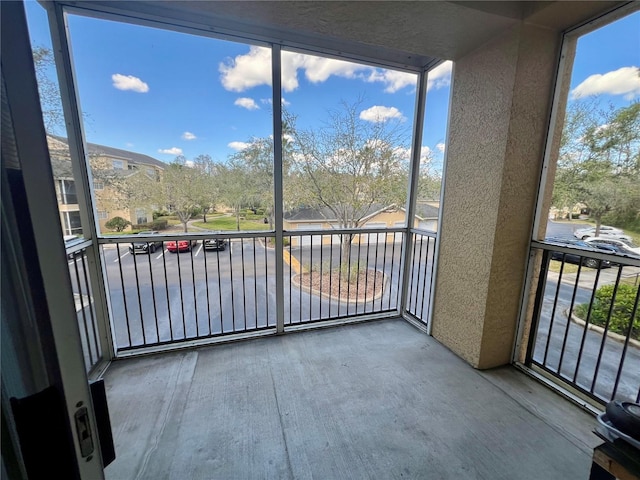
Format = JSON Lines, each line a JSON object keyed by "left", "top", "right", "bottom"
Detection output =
{"left": 285, "top": 101, "right": 410, "bottom": 275}
{"left": 32, "top": 46, "right": 65, "bottom": 134}
{"left": 553, "top": 101, "right": 640, "bottom": 232}
{"left": 151, "top": 160, "right": 208, "bottom": 232}
{"left": 104, "top": 216, "right": 131, "bottom": 232}
{"left": 216, "top": 160, "right": 254, "bottom": 231}
{"left": 228, "top": 138, "right": 275, "bottom": 228}
{"left": 191, "top": 154, "right": 219, "bottom": 223}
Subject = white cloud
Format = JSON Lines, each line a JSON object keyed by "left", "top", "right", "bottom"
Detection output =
{"left": 220, "top": 46, "right": 272, "bottom": 92}
{"left": 184, "top": 160, "right": 195, "bottom": 167}
{"left": 420, "top": 146, "right": 433, "bottom": 162}
{"left": 125, "top": 142, "right": 134, "bottom": 147}
{"left": 427, "top": 61, "right": 452, "bottom": 91}
{"left": 359, "top": 105, "right": 404, "bottom": 123}
{"left": 394, "top": 145, "right": 433, "bottom": 163}
{"left": 571, "top": 66, "right": 640, "bottom": 100}
{"left": 182, "top": 131, "right": 196, "bottom": 140}
{"left": 111, "top": 74, "right": 149, "bottom": 93}
{"left": 436, "top": 142, "right": 446, "bottom": 153}
{"left": 158, "top": 147, "right": 183, "bottom": 155}
{"left": 366, "top": 70, "right": 417, "bottom": 93}
{"left": 228, "top": 141, "right": 250, "bottom": 151}
{"left": 261, "top": 97, "right": 291, "bottom": 106}
{"left": 220, "top": 46, "right": 418, "bottom": 94}
{"left": 235, "top": 97, "right": 260, "bottom": 110}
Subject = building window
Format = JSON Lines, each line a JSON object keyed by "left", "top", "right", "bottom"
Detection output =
{"left": 64, "top": 211, "right": 82, "bottom": 235}
{"left": 58, "top": 179, "right": 78, "bottom": 204}
{"left": 135, "top": 208, "right": 147, "bottom": 224}
{"left": 146, "top": 167, "right": 156, "bottom": 178}
{"left": 112, "top": 159, "right": 124, "bottom": 170}
{"left": 94, "top": 181, "right": 104, "bottom": 190}
{"left": 97, "top": 210, "right": 109, "bottom": 220}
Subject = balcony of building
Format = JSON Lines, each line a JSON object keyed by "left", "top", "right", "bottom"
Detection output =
{"left": 2, "top": 1, "right": 639, "bottom": 479}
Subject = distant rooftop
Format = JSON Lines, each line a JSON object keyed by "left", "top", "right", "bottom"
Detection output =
{"left": 48, "top": 135, "right": 166, "bottom": 169}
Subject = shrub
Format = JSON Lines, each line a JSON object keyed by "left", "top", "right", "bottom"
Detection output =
{"left": 105, "top": 216, "right": 131, "bottom": 232}
{"left": 135, "top": 219, "right": 168, "bottom": 231}
{"left": 153, "top": 210, "right": 171, "bottom": 219}
{"left": 575, "top": 284, "right": 639, "bottom": 340}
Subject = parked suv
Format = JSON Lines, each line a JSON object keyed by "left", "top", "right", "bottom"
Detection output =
{"left": 203, "top": 237, "right": 228, "bottom": 251}
{"left": 129, "top": 231, "right": 163, "bottom": 254}
{"left": 573, "top": 225, "right": 631, "bottom": 242}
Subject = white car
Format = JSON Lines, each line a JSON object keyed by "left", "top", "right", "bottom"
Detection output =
{"left": 585, "top": 237, "right": 640, "bottom": 257}
{"left": 573, "top": 225, "right": 631, "bottom": 242}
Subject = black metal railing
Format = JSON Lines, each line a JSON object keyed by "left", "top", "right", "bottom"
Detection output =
{"left": 101, "top": 232, "right": 277, "bottom": 352}
{"left": 405, "top": 229, "right": 438, "bottom": 325}
{"left": 67, "top": 242, "right": 103, "bottom": 372}
{"left": 283, "top": 228, "right": 404, "bottom": 327}
{"left": 526, "top": 241, "right": 640, "bottom": 405}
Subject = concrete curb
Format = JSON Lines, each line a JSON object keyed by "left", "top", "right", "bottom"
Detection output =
{"left": 568, "top": 310, "right": 640, "bottom": 348}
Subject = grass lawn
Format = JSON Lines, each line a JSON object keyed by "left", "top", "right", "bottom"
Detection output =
{"left": 193, "top": 216, "right": 271, "bottom": 231}
{"left": 548, "top": 260, "right": 580, "bottom": 274}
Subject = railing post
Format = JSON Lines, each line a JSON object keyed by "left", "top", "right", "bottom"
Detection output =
{"left": 400, "top": 68, "right": 428, "bottom": 317}
{"left": 46, "top": 2, "right": 115, "bottom": 367}
{"left": 272, "top": 45, "right": 285, "bottom": 334}
{"left": 524, "top": 249, "right": 550, "bottom": 365}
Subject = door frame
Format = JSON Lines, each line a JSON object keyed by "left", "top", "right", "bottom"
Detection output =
{"left": 1, "top": 2, "right": 105, "bottom": 477}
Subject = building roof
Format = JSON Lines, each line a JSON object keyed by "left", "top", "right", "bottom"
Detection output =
{"left": 48, "top": 135, "right": 165, "bottom": 169}
{"left": 415, "top": 203, "right": 439, "bottom": 219}
{"left": 284, "top": 204, "right": 438, "bottom": 223}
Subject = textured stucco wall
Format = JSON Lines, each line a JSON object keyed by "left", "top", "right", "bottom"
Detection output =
{"left": 431, "top": 24, "right": 561, "bottom": 368}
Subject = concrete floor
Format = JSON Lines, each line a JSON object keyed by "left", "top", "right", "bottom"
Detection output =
{"left": 103, "top": 318, "right": 600, "bottom": 479}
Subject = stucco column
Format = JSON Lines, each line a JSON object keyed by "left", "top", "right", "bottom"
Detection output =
{"left": 431, "top": 23, "right": 562, "bottom": 369}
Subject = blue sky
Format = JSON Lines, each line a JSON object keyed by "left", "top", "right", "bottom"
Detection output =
{"left": 24, "top": 2, "right": 639, "bottom": 173}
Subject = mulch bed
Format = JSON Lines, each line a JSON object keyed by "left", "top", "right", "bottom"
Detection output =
{"left": 294, "top": 268, "right": 385, "bottom": 303}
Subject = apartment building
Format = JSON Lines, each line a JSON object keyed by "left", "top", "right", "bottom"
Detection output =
{"left": 48, "top": 135, "right": 164, "bottom": 234}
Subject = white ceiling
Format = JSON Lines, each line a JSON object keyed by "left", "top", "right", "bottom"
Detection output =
{"left": 62, "top": 1, "right": 627, "bottom": 70}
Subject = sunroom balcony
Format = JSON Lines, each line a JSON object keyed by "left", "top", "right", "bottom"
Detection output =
{"left": 65, "top": 228, "right": 639, "bottom": 478}
{"left": 102, "top": 319, "right": 601, "bottom": 479}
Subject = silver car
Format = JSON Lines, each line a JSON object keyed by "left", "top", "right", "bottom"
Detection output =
{"left": 573, "top": 225, "right": 631, "bottom": 242}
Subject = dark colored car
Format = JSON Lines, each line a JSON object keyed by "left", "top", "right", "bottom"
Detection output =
{"left": 203, "top": 238, "right": 228, "bottom": 251}
{"left": 129, "top": 231, "right": 163, "bottom": 254}
{"left": 546, "top": 237, "right": 616, "bottom": 269}
{"left": 166, "top": 238, "right": 198, "bottom": 253}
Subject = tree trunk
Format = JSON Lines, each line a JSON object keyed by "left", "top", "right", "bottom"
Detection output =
{"left": 594, "top": 217, "right": 601, "bottom": 237}
{"left": 183, "top": 221, "right": 188, "bottom": 233}
{"left": 340, "top": 234, "right": 353, "bottom": 282}
{"left": 235, "top": 206, "right": 240, "bottom": 231}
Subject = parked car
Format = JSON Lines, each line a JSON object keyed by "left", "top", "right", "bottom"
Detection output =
{"left": 166, "top": 238, "right": 198, "bottom": 253}
{"left": 203, "top": 237, "right": 228, "bottom": 251}
{"left": 546, "top": 237, "right": 616, "bottom": 269}
{"left": 573, "top": 225, "right": 631, "bottom": 242}
{"left": 585, "top": 237, "right": 640, "bottom": 259}
{"left": 129, "top": 230, "right": 164, "bottom": 254}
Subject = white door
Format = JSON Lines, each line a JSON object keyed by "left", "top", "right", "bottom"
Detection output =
{"left": 363, "top": 222, "right": 387, "bottom": 244}
{"left": 296, "top": 223, "right": 323, "bottom": 246}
